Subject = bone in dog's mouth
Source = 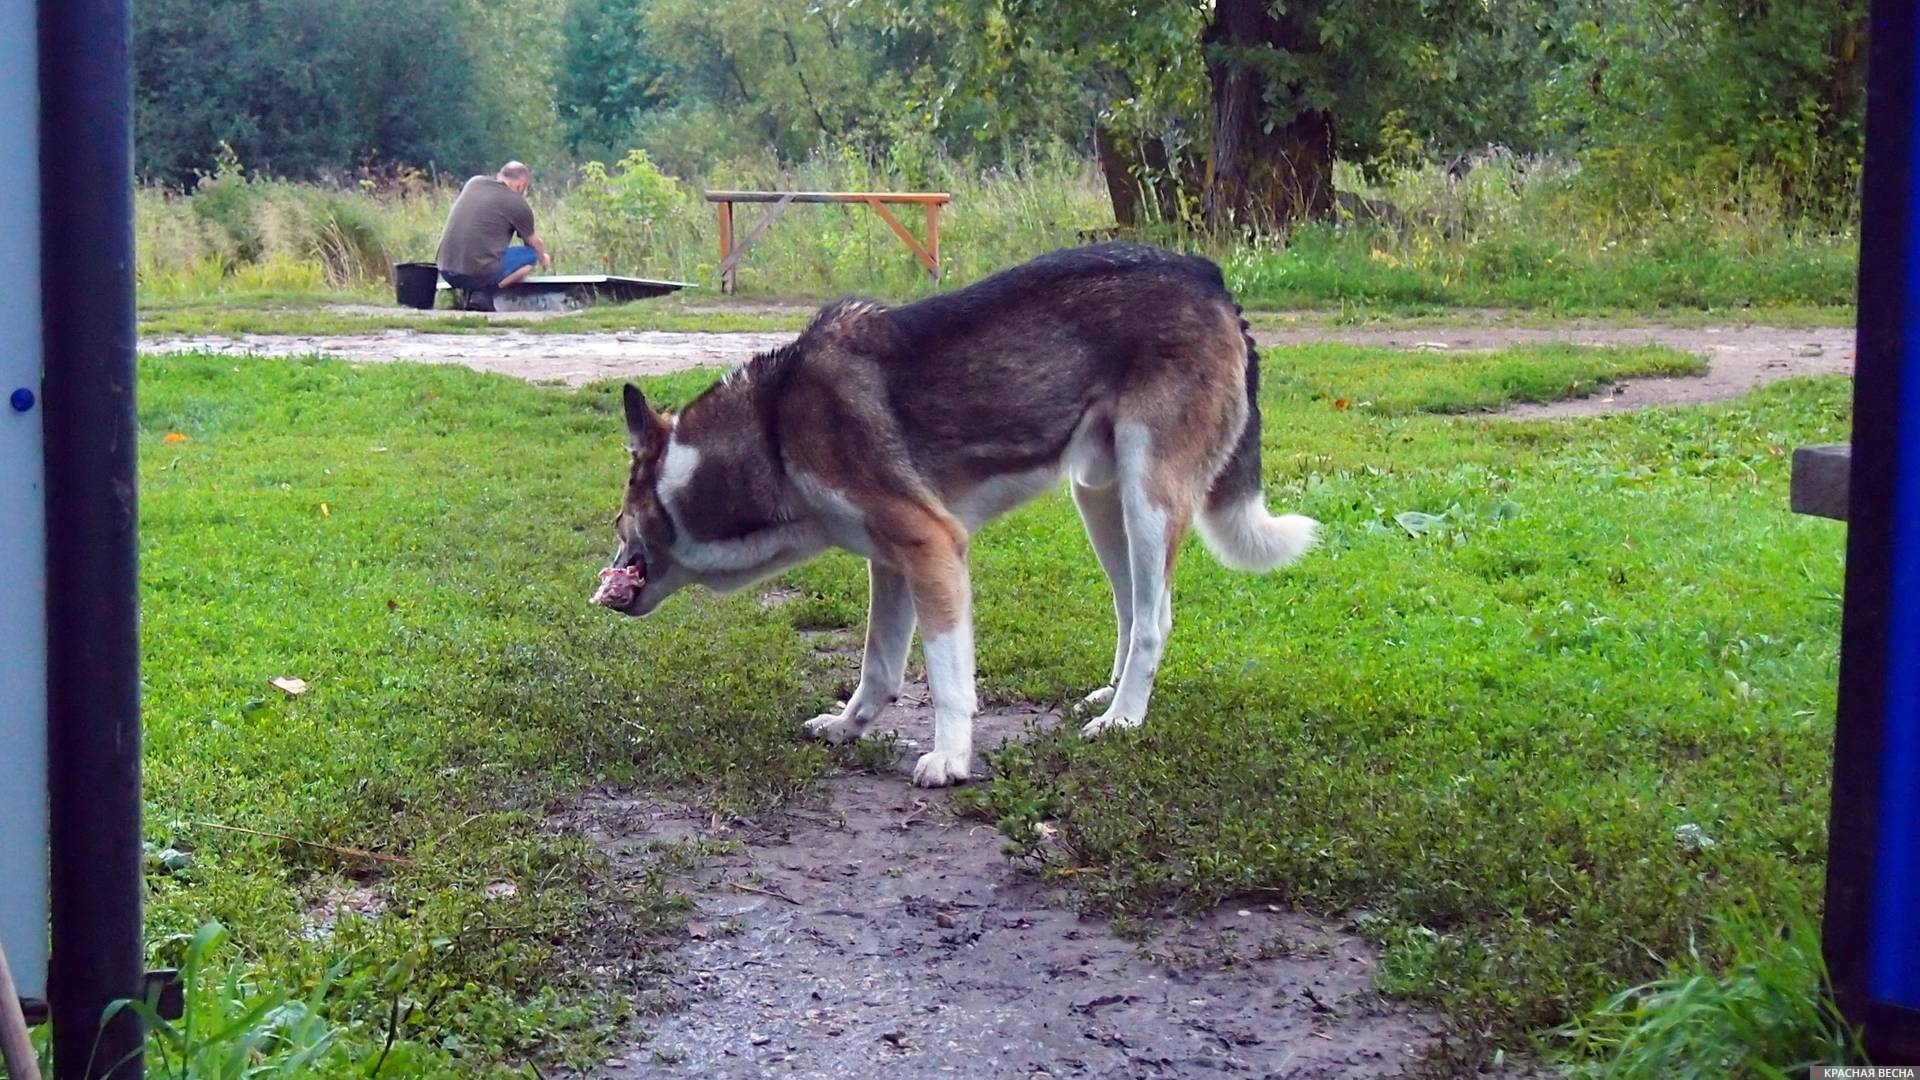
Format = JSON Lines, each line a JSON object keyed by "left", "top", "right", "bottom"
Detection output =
{"left": 590, "top": 564, "right": 645, "bottom": 607}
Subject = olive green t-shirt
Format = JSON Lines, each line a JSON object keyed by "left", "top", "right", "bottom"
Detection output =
{"left": 435, "top": 177, "right": 536, "bottom": 278}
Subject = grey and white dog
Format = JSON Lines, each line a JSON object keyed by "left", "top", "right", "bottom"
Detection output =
{"left": 592, "top": 243, "right": 1317, "bottom": 787}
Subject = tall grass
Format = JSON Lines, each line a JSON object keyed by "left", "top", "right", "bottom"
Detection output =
{"left": 1551, "top": 898, "right": 1866, "bottom": 1076}
{"left": 134, "top": 147, "right": 1858, "bottom": 314}
{"left": 26, "top": 921, "right": 456, "bottom": 1079}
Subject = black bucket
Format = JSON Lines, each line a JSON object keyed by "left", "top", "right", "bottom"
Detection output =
{"left": 393, "top": 261, "right": 441, "bottom": 309}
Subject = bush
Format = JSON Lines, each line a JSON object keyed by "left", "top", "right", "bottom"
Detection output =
{"left": 569, "top": 150, "right": 688, "bottom": 275}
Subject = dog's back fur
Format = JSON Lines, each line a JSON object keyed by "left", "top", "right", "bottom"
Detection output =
{"left": 606, "top": 242, "right": 1316, "bottom": 786}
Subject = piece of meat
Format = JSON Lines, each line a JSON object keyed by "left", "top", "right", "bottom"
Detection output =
{"left": 590, "top": 565, "right": 643, "bottom": 608}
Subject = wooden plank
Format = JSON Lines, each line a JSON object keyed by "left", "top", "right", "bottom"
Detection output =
{"left": 864, "top": 197, "right": 938, "bottom": 275}
{"left": 704, "top": 190, "right": 951, "bottom": 205}
{"left": 1792, "top": 443, "right": 1852, "bottom": 521}
{"left": 925, "top": 203, "right": 941, "bottom": 283}
{"left": 715, "top": 194, "right": 797, "bottom": 290}
{"left": 716, "top": 201, "right": 735, "bottom": 294}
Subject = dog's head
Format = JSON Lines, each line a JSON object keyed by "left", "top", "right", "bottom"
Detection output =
{"left": 592, "top": 383, "right": 690, "bottom": 616}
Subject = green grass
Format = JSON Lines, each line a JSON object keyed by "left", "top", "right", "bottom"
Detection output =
{"left": 139, "top": 352, "right": 839, "bottom": 1074}
{"left": 1552, "top": 898, "right": 1862, "bottom": 1077}
{"left": 948, "top": 367, "right": 1851, "bottom": 1066}
{"left": 132, "top": 341, "right": 1850, "bottom": 1073}
{"left": 1224, "top": 225, "right": 1859, "bottom": 316}
{"left": 137, "top": 291, "right": 1856, "bottom": 342}
{"left": 137, "top": 297, "right": 810, "bottom": 339}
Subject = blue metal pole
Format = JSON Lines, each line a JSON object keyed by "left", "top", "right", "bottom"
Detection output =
{"left": 1826, "top": 0, "right": 1920, "bottom": 1063}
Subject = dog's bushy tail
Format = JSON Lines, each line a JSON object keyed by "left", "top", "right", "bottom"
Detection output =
{"left": 1197, "top": 320, "right": 1318, "bottom": 573}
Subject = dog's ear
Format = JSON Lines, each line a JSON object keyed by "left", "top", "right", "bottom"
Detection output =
{"left": 622, "top": 383, "right": 669, "bottom": 459}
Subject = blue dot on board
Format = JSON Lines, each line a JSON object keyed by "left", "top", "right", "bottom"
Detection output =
{"left": 9, "top": 387, "right": 32, "bottom": 412}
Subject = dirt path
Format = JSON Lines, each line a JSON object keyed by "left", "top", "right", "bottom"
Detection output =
{"left": 142, "top": 329, "right": 797, "bottom": 385}
{"left": 142, "top": 324, "right": 1853, "bottom": 414}
{"left": 577, "top": 672, "right": 1445, "bottom": 1079}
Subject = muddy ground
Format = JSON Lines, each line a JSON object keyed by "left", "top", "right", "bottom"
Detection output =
{"left": 142, "top": 323, "right": 1853, "bottom": 415}
{"left": 575, "top": 666, "right": 1452, "bottom": 1079}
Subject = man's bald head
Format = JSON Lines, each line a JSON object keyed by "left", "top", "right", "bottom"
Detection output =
{"left": 497, "top": 161, "right": 532, "bottom": 193}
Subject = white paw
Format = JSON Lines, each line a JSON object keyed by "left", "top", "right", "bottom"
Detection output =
{"left": 911, "top": 748, "right": 972, "bottom": 787}
{"left": 1080, "top": 685, "right": 1115, "bottom": 707}
{"left": 1081, "top": 709, "right": 1144, "bottom": 739}
{"left": 803, "top": 712, "right": 866, "bottom": 745}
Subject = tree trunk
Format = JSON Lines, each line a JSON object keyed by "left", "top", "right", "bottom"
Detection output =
{"left": 1094, "top": 125, "right": 1200, "bottom": 228}
{"left": 1202, "top": 0, "right": 1335, "bottom": 233}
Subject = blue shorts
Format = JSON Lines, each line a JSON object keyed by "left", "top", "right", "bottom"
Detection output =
{"left": 441, "top": 245, "right": 537, "bottom": 291}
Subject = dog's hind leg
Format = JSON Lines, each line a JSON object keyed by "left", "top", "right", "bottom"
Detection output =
{"left": 804, "top": 561, "right": 915, "bottom": 744}
{"left": 1071, "top": 479, "right": 1131, "bottom": 707}
{"left": 1084, "top": 420, "right": 1195, "bottom": 738}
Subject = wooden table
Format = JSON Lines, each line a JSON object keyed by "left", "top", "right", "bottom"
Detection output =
{"left": 704, "top": 191, "right": 951, "bottom": 294}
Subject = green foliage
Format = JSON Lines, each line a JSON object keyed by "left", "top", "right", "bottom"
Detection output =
{"left": 116, "top": 923, "right": 371, "bottom": 1078}
{"left": 569, "top": 150, "right": 688, "bottom": 275}
{"left": 557, "top": 0, "right": 672, "bottom": 157}
{"left": 132, "top": 149, "right": 1858, "bottom": 318}
{"left": 453, "top": 0, "right": 569, "bottom": 165}
{"left": 134, "top": 0, "right": 539, "bottom": 185}
{"left": 1540, "top": 0, "right": 1867, "bottom": 223}
{"left": 638, "top": 0, "right": 906, "bottom": 165}
{"left": 128, "top": 0, "right": 1867, "bottom": 234}
{"left": 1553, "top": 899, "right": 1865, "bottom": 1076}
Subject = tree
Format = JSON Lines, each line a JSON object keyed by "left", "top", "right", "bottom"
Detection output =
{"left": 888, "top": 0, "right": 1503, "bottom": 232}
{"left": 556, "top": 0, "right": 672, "bottom": 156}
{"left": 456, "top": 0, "right": 568, "bottom": 166}
{"left": 639, "top": 0, "right": 910, "bottom": 163}
{"left": 134, "top": 0, "right": 498, "bottom": 184}
{"left": 1541, "top": 0, "right": 1866, "bottom": 221}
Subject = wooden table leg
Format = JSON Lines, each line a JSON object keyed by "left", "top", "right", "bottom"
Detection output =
{"left": 926, "top": 204, "right": 940, "bottom": 285}
{"left": 717, "top": 201, "right": 735, "bottom": 294}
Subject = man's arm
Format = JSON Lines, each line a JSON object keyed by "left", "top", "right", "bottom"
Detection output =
{"left": 509, "top": 195, "right": 550, "bottom": 270}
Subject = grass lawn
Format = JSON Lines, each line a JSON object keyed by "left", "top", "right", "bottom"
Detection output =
{"left": 136, "top": 291, "right": 816, "bottom": 339}
{"left": 133, "top": 225, "right": 1860, "bottom": 340}
{"left": 128, "top": 340, "right": 1848, "bottom": 1075}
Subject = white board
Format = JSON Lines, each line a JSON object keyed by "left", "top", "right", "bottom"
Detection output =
{"left": 0, "top": 0, "right": 47, "bottom": 1003}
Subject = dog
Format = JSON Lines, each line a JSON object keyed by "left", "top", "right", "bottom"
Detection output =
{"left": 592, "top": 242, "right": 1317, "bottom": 787}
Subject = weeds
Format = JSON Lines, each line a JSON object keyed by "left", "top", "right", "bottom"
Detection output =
{"left": 1552, "top": 899, "right": 1865, "bottom": 1076}
{"left": 135, "top": 149, "right": 1856, "bottom": 318}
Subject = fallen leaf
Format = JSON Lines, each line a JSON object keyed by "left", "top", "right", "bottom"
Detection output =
{"left": 386, "top": 599, "right": 397, "bottom": 612}
{"left": 1768, "top": 445, "right": 1784, "bottom": 457}
{"left": 687, "top": 920, "right": 711, "bottom": 940}
{"left": 269, "top": 677, "right": 308, "bottom": 696}
{"left": 162, "top": 431, "right": 188, "bottom": 444}
{"left": 1395, "top": 510, "right": 1448, "bottom": 538}
{"left": 1333, "top": 398, "right": 1350, "bottom": 411}
{"left": 320, "top": 502, "right": 331, "bottom": 518}
{"left": 370, "top": 446, "right": 389, "bottom": 453}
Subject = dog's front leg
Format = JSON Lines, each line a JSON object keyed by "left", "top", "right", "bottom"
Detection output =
{"left": 891, "top": 522, "right": 975, "bottom": 788}
{"left": 804, "top": 561, "right": 914, "bottom": 743}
